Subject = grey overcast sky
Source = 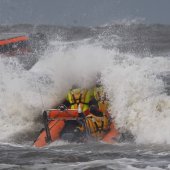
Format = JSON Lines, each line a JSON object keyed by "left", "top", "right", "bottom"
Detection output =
{"left": 0, "top": 0, "right": 170, "bottom": 26}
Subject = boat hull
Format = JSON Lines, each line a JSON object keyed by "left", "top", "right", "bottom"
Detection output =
{"left": 33, "top": 109, "right": 119, "bottom": 147}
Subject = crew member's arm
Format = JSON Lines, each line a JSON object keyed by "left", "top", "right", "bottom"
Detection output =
{"left": 62, "top": 99, "right": 71, "bottom": 108}
{"left": 89, "top": 97, "right": 98, "bottom": 108}
{"left": 54, "top": 99, "right": 71, "bottom": 109}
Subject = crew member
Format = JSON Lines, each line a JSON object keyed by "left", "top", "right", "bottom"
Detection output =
{"left": 76, "top": 105, "right": 110, "bottom": 140}
{"left": 63, "top": 84, "right": 93, "bottom": 115}
{"left": 90, "top": 73, "right": 109, "bottom": 114}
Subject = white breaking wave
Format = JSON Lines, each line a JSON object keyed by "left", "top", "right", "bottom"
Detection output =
{"left": 0, "top": 43, "right": 113, "bottom": 141}
{"left": 102, "top": 53, "right": 170, "bottom": 144}
{"left": 0, "top": 38, "right": 170, "bottom": 144}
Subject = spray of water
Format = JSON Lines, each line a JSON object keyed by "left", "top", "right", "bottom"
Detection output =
{"left": 0, "top": 43, "right": 112, "bottom": 142}
{"left": 0, "top": 38, "right": 169, "bottom": 144}
{"left": 102, "top": 53, "right": 170, "bottom": 144}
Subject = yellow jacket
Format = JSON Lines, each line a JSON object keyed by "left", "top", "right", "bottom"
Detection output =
{"left": 66, "top": 88, "right": 93, "bottom": 112}
{"left": 85, "top": 113, "right": 109, "bottom": 139}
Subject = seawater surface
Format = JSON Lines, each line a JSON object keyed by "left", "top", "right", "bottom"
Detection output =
{"left": 1, "top": 142, "right": 170, "bottom": 170}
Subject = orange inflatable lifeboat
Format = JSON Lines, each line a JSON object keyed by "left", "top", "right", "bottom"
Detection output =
{"left": 0, "top": 33, "right": 48, "bottom": 56}
{"left": 33, "top": 105, "right": 119, "bottom": 147}
{"left": 0, "top": 35, "right": 29, "bottom": 55}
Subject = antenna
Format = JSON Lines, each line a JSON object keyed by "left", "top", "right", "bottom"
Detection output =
{"left": 37, "top": 82, "right": 45, "bottom": 112}
{"left": 34, "top": 79, "right": 45, "bottom": 112}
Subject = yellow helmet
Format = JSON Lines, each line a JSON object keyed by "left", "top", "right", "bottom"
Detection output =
{"left": 70, "top": 84, "right": 81, "bottom": 99}
{"left": 71, "top": 88, "right": 81, "bottom": 95}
